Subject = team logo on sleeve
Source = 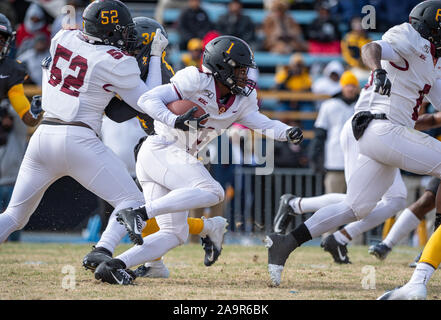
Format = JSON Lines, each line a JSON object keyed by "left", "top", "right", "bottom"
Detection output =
{"left": 202, "top": 89, "right": 214, "bottom": 99}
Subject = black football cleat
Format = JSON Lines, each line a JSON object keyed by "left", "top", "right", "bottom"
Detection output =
{"left": 368, "top": 242, "right": 392, "bottom": 261}
{"left": 264, "top": 233, "right": 298, "bottom": 286}
{"left": 94, "top": 259, "right": 136, "bottom": 285}
{"left": 321, "top": 234, "right": 351, "bottom": 264}
{"left": 116, "top": 207, "right": 145, "bottom": 245}
{"left": 83, "top": 246, "right": 112, "bottom": 272}
{"left": 201, "top": 236, "right": 221, "bottom": 267}
{"left": 273, "top": 194, "right": 298, "bottom": 234}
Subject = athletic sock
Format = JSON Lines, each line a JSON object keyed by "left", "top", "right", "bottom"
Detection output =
{"left": 333, "top": 230, "right": 351, "bottom": 245}
{"left": 289, "top": 223, "right": 312, "bottom": 246}
{"left": 382, "top": 208, "right": 420, "bottom": 248}
{"left": 409, "top": 262, "right": 435, "bottom": 286}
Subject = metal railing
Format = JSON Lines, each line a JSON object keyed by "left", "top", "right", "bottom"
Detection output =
{"left": 227, "top": 166, "right": 323, "bottom": 234}
{"left": 225, "top": 166, "right": 428, "bottom": 246}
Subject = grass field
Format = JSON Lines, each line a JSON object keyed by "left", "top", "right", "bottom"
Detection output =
{"left": 0, "top": 242, "right": 439, "bottom": 300}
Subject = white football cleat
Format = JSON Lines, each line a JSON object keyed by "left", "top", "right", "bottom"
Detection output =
{"left": 200, "top": 216, "right": 228, "bottom": 266}
{"left": 202, "top": 216, "right": 228, "bottom": 251}
{"left": 377, "top": 282, "right": 427, "bottom": 300}
{"left": 133, "top": 258, "right": 170, "bottom": 278}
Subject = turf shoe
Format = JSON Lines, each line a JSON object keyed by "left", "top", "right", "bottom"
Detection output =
{"left": 321, "top": 234, "right": 351, "bottom": 264}
{"left": 116, "top": 207, "right": 146, "bottom": 245}
{"left": 377, "top": 283, "right": 427, "bottom": 300}
{"left": 82, "top": 246, "right": 112, "bottom": 271}
{"left": 368, "top": 242, "right": 392, "bottom": 261}
{"left": 94, "top": 259, "right": 136, "bottom": 285}
{"left": 273, "top": 194, "right": 298, "bottom": 234}
{"left": 200, "top": 216, "right": 228, "bottom": 266}
{"left": 133, "top": 259, "right": 170, "bottom": 278}
{"left": 265, "top": 233, "right": 298, "bottom": 286}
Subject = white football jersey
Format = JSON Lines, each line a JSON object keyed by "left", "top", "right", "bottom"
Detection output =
{"left": 153, "top": 66, "right": 289, "bottom": 155}
{"left": 42, "top": 29, "right": 142, "bottom": 133}
{"left": 354, "top": 23, "right": 441, "bottom": 126}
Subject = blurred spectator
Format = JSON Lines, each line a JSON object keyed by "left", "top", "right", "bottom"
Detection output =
{"left": 308, "top": 71, "right": 359, "bottom": 192}
{"left": 17, "top": 33, "right": 50, "bottom": 86}
{"left": 311, "top": 60, "right": 344, "bottom": 109}
{"left": 8, "top": 0, "right": 30, "bottom": 26}
{"left": 329, "top": 0, "right": 369, "bottom": 28}
{"left": 51, "top": 0, "right": 89, "bottom": 38}
{"left": 274, "top": 119, "right": 308, "bottom": 168}
{"left": 0, "top": 2, "right": 17, "bottom": 28}
{"left": 261, "top": 0, "right": 308, "bottom": 54}
{"left": 179, "top": 38, "right": 203, "bottom": 69}
{"left": 0, "top": 101, "right": 28, "bottom": 242}
{"left": 341, "top": 16, "right": 371, "bottom": 82}
{"left": 216, "top": 0, "right": 256, "bottom": 48}
{"left": 15, "top": 3, "right": 50, "bottom": 55}
{"left": 370, "top": 0, "right": 420, "bottom": 32}
{"left": 307, "top": 1, "right": 341, "bottom": 54}
{"left": 155, "top": 0, "right": 188, "bottom": 25}
{"left": 274, "top": 53, "right": 312, "bottom": 110}
{"left": 177, "top": 0, "right": 214, "bottom": 50}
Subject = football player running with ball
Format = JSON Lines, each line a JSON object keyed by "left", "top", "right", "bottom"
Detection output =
{"left": 85, "top": 16, "right": 230, "bottom": 279}
{"left": 265, "top": 0, "right": 441, "bottom": 296}
{"left": 94, "top": 35, "right": 304, "bottom": 284}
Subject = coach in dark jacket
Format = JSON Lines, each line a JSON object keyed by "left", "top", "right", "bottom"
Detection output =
{"left": 177, "top": 0, "right": 214, "bottom": 50}
{"left": 216, "top": 0, "right": 256, "bottom": 47}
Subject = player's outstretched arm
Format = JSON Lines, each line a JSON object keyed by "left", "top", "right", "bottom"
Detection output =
{"left": 8, "top": 84, "right": 42, "bottom": 127}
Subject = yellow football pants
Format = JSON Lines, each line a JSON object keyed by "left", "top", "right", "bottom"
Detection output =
{"left": 419, "top": 225, "right": 441, "bottom": 269}
{"left": 142, "top": 217, "right": 204, "bottom": 238}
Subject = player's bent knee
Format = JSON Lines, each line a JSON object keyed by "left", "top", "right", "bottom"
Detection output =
{"left": 160, "top": 225, "right": 189, "bottom": 244}
{"left": 383, "top": 197, "right": 407, "bottom": 213}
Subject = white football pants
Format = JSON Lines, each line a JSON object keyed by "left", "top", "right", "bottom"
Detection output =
{"left": 0, "top": 125, "right": 144, "bottom": 245}
{"left": 345, "top": 120, "right": 441, "bottom": 219}
{"left": 116, "top": 136, "right": 225, "bottom": 268}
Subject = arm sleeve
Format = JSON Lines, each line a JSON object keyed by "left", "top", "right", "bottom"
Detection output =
{"left": 7, "top": 83, "right": 30, "bottom": 118}
{"left": 112, "top": 79, "right": 149, "bottom": 113}
{"left": 145, "top": 55, "right": 162, "bottom": 90}
{"left": 237, "top": 111, "right": 290, "bottom": 141}
{"left": 374, "top": 40, "right": 402, "bottom": 63}
{"left": 426, "top": 78, "right": 441, "bottom": 111}
{"left": 137, "top": 83, "right": 180, "bottom": 128}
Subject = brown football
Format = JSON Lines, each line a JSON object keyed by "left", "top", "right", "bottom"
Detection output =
{"left": 166, "top": 99, "right": 208, "bottom": 124}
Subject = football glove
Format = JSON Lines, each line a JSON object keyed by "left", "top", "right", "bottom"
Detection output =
{"left": 30, "top": 95, "right": 43, "bottom": 119}
{"left": 150, "top": 28, "right": 169, "bottom": 57}
{"left": 286, "top": 127, "right": 303, "bottom": 145}
{"left": 373, "top": 68, "right": 391, "bottom": 96}
{"left": 174, "top": 106, "right": 210, "bottom": 131}
{"left": 41, "top": 56, "right": 52, "bottom": 69}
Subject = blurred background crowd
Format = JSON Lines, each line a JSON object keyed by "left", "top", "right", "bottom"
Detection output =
{"left": 0, "top": 0, "right": 438, "bottom": 245}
